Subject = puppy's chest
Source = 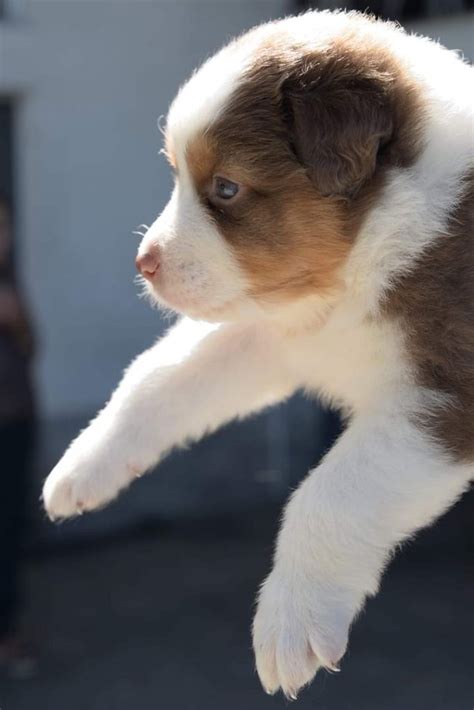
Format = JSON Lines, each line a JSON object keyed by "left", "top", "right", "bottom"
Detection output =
{"left": 284, "top": 316, "right": 407, "bottom": 410}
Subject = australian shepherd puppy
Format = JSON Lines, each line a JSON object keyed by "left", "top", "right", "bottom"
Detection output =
{"left": 43, "top": 11, "right": 473, "bottom": 699}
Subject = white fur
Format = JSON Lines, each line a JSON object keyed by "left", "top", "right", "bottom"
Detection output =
{"left": 254, "top": 411, "right": 471, "bottom": 697}
{"left": 137, "top": 182, "right": 257, "bottom": 322}
{"left": 43, "top": 11, "right": 474, "bottom": 701}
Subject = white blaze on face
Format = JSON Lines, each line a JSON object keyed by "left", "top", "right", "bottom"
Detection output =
{"left": 136, "top": 31, "right": 274, "bottom": 322}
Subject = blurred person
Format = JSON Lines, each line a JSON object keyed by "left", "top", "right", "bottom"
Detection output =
{"left": 0, "top": 194, "right": 37, "bottom": 677}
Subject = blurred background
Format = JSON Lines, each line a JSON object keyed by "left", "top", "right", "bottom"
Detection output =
{"left": 0, "top": 1, "right": 472, "bottom": 708}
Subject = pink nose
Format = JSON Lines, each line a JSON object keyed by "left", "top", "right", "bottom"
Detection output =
{"left": 135, "top": 247, "right": 160, "bottom": 279}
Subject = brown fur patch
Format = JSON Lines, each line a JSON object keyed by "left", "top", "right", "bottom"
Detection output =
{"left": 185, "top": 135, "right": 217, "bottom": 188}
{"left": 385, "top": 172, "right": 474, "bottom": 463}
{"left": 184, "top": 20, "right": 425, "bottom": 305}
{"left": 283, "top": 37, "right": 424, "bottom": 196}
{"left": 220, "top": 178, "right": 351, "bottom": 301}
{"left": 186, "top": 132, "right": 353, "bottom": 302}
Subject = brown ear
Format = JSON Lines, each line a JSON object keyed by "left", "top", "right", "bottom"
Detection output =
{"left": 282, "top": 53, "right": 395, "bottom": 197}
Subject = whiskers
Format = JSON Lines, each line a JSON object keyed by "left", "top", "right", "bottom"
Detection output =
{"left": 132, "top": 224, "right": 150, "bottom": 239}
{"left": 134, "top": 274, "right": 155, "bottom": 303}
{"left": 134, "top": 273, "right": 175, "bottom": 321}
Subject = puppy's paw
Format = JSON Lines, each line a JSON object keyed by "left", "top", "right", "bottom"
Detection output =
{"left": 42, "top": 432, "right": 139, "bottom": 521}
{"left": 253, "top": 568, "right": 353, "bottom": 699}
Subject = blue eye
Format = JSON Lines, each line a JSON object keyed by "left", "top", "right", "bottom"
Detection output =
{"left": 214, "top": 176, "right": 240, "bottom": 200}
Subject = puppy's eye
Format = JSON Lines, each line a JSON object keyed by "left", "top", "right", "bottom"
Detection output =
{"left": 213, "top": 176, "right": 240, "bottom": 200}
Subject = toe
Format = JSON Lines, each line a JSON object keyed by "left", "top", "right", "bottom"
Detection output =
{"left": 308, "top": 620, "right": 348, "bottom": 671}
{"left": 43, "top": 475, "right": 72, "bottom": 520}
{"left": 254, "top": 642, "right": 280, "bottom": 696}
{"left": 276, "top": 638, "right": 320, "bottom": 700}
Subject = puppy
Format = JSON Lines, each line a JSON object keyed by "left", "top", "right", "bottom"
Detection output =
{"left": 43, "top": 11, "right": 473, "bottom": 699}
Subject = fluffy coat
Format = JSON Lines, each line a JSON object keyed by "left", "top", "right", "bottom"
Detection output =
{"left": 43, "top": 11, "right": 473, "bottom": 700}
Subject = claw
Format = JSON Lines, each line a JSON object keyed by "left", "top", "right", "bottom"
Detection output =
{"left": 127, "top": 463, "right": 143, "bottom": 479}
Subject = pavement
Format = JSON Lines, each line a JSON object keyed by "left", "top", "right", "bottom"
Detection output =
{"left": 1, "top": 495, "right": 473, "bottom": 710}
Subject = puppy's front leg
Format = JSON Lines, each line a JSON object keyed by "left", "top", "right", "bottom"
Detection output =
{"left": 253, "top": 409, "right": 472, "bottom": 699}
{"left": 43, "top": 317, "right": 297, "bottom": 520}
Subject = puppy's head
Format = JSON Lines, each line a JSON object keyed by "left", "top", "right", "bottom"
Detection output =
{"left": 137, "top": 13, "right": 421, "bottom": 322}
